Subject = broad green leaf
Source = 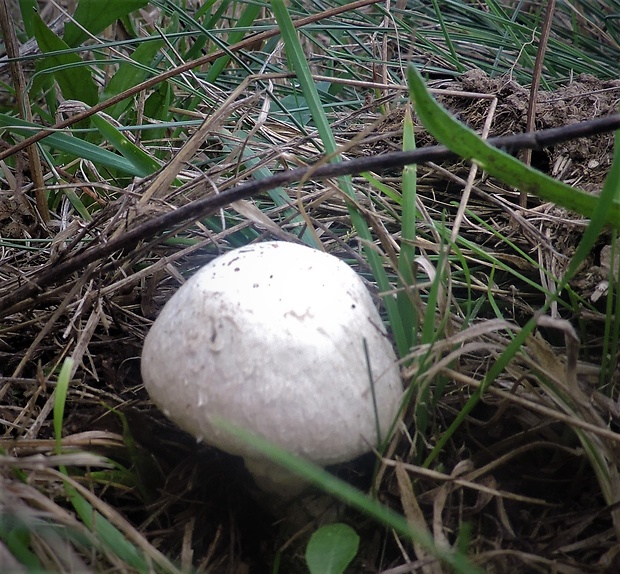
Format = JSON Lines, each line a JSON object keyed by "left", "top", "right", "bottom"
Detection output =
{"left": 32, "top": 12, "right": 98, "bottom": 106}
{"left": 104, "top": 39, "right": 165, "bottom": 118}
{"left": 406, "top": 64, "right": 620, "bottom": 226}
{"left": 18, "top": 0, "right": 37, "bottom": 37}
{"left": 275, "top": 93, "right": 312, "bottom": 126}
{"left": 275, "top": 83, "right": 333, "bottom": 127}
{"left": 306, "top": 524, "right": 359, "bottom": 574}
{"left": 63, "top": 0, "right": 149, "bottom": 47}
{"left": 90, "top": 113, "right": 162, "bottom": 177}
{"left": 0, "top": 114, "right": 144, "bottom": 176}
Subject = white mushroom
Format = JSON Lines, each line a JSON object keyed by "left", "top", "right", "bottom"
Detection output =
{"left": 141, "top": 241, "right": 403, "bottom": 498}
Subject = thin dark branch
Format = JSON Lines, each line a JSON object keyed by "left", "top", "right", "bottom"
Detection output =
{"left": 521, "top": 0, "right": 556, "bottom": 207}
{"left": 0, "top": 113, "right": 618, "bottom": 315}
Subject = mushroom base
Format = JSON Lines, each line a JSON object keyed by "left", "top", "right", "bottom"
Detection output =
{"left": 243, "top": 456, "right": 309, "bottom": 500}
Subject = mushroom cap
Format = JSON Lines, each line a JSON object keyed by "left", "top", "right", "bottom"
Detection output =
{"left": 141, "top": 241, "right": 403, "bottom": 492}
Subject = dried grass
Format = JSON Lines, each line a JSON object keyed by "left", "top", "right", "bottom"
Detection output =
{"left": 1, "top": 1, "right": 620, "bottom": 572}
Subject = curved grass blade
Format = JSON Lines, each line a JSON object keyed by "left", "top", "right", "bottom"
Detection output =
{"left": 53, "top": 358, "right": 74, "bottom": 454}
{"left": 216, "top": 418, "right": 484, "bottom": 574}
{"left": 90, "top": 113, "right": 162, "bottom": 177}
{"left": 0, "top": 114, "right": 145, "bottom": 176}
{"left": 406, "top": 64, "right": 620, "bottom": 226}
{"left": 411, "top": 63, "right": 620, "bottom": 467}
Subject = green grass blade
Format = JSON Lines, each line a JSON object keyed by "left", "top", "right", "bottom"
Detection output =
{"left": 53, "top": 358, "right": 74, "bottom": 454}
{"left": 54, "top": 358, "right": 150, "bottom": 568}
{"left": 63, "top": 485, "right": 149, "bottom": 572}
{"left": 483, "top": 0, "right": 536, "bottom": 74}
{"left": 2, "top": 520, "right": 43, "bottom": 570}
{"left": 601, "top": 232, "right": 620, "bottom": 388}
{"left": 0, "top": 114, "right": 146, "bottom": 176}
{"left": 32, "top": 12, "right": 98, "bottom": 106}
{"left": 206, "top": 3, "right": 262, "bottom": 82}
{"left": 564, "top": 126, "right": 620, "bottom": 279}
{"left": 430, "top": 0, "right": 466, "bottom": 71}
{"left": 54, "top": 369, "right": 160, "bottom": 571}
{"left": 58, "top": 186, "right": 93, "bottom": 221}
{"left": 406, "top": 64, "right": 620, "bottom": 226}
{"left": 216, "top": 419, "right": 485, "bottom": 574}
{"left": 398, "top": 107, "right": 418, "bottom": 349}
{"left": 411, "top": 64, "right": 620, "bottom": 467}
{"left": 63, "top": 0, "right": 149, "bottom": 47}
{"left": 104, "top": 39, "right": 166, "bottom": 118}
{"left": 270, "top": 0, "right": 408, "bottom": 357}
{"left": 90, "top": 113, "right": 162, "bottom": 177}
{"left": 222, "top": 128, "right": 320, "bottom": 247}
{"left": 361, "top": 172, "right": 403, "bottom": 204}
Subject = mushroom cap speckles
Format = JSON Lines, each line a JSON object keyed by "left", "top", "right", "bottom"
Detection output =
{"left": 141, "top": 241, "right": 403, "bottom": 469}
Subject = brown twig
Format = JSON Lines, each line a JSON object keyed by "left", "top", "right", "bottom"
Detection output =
{"left": 520, "top": 0, "right": 557, "bottom": 208}
{"left": 0, "top": 0, "right": 50, "bottom": 223}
